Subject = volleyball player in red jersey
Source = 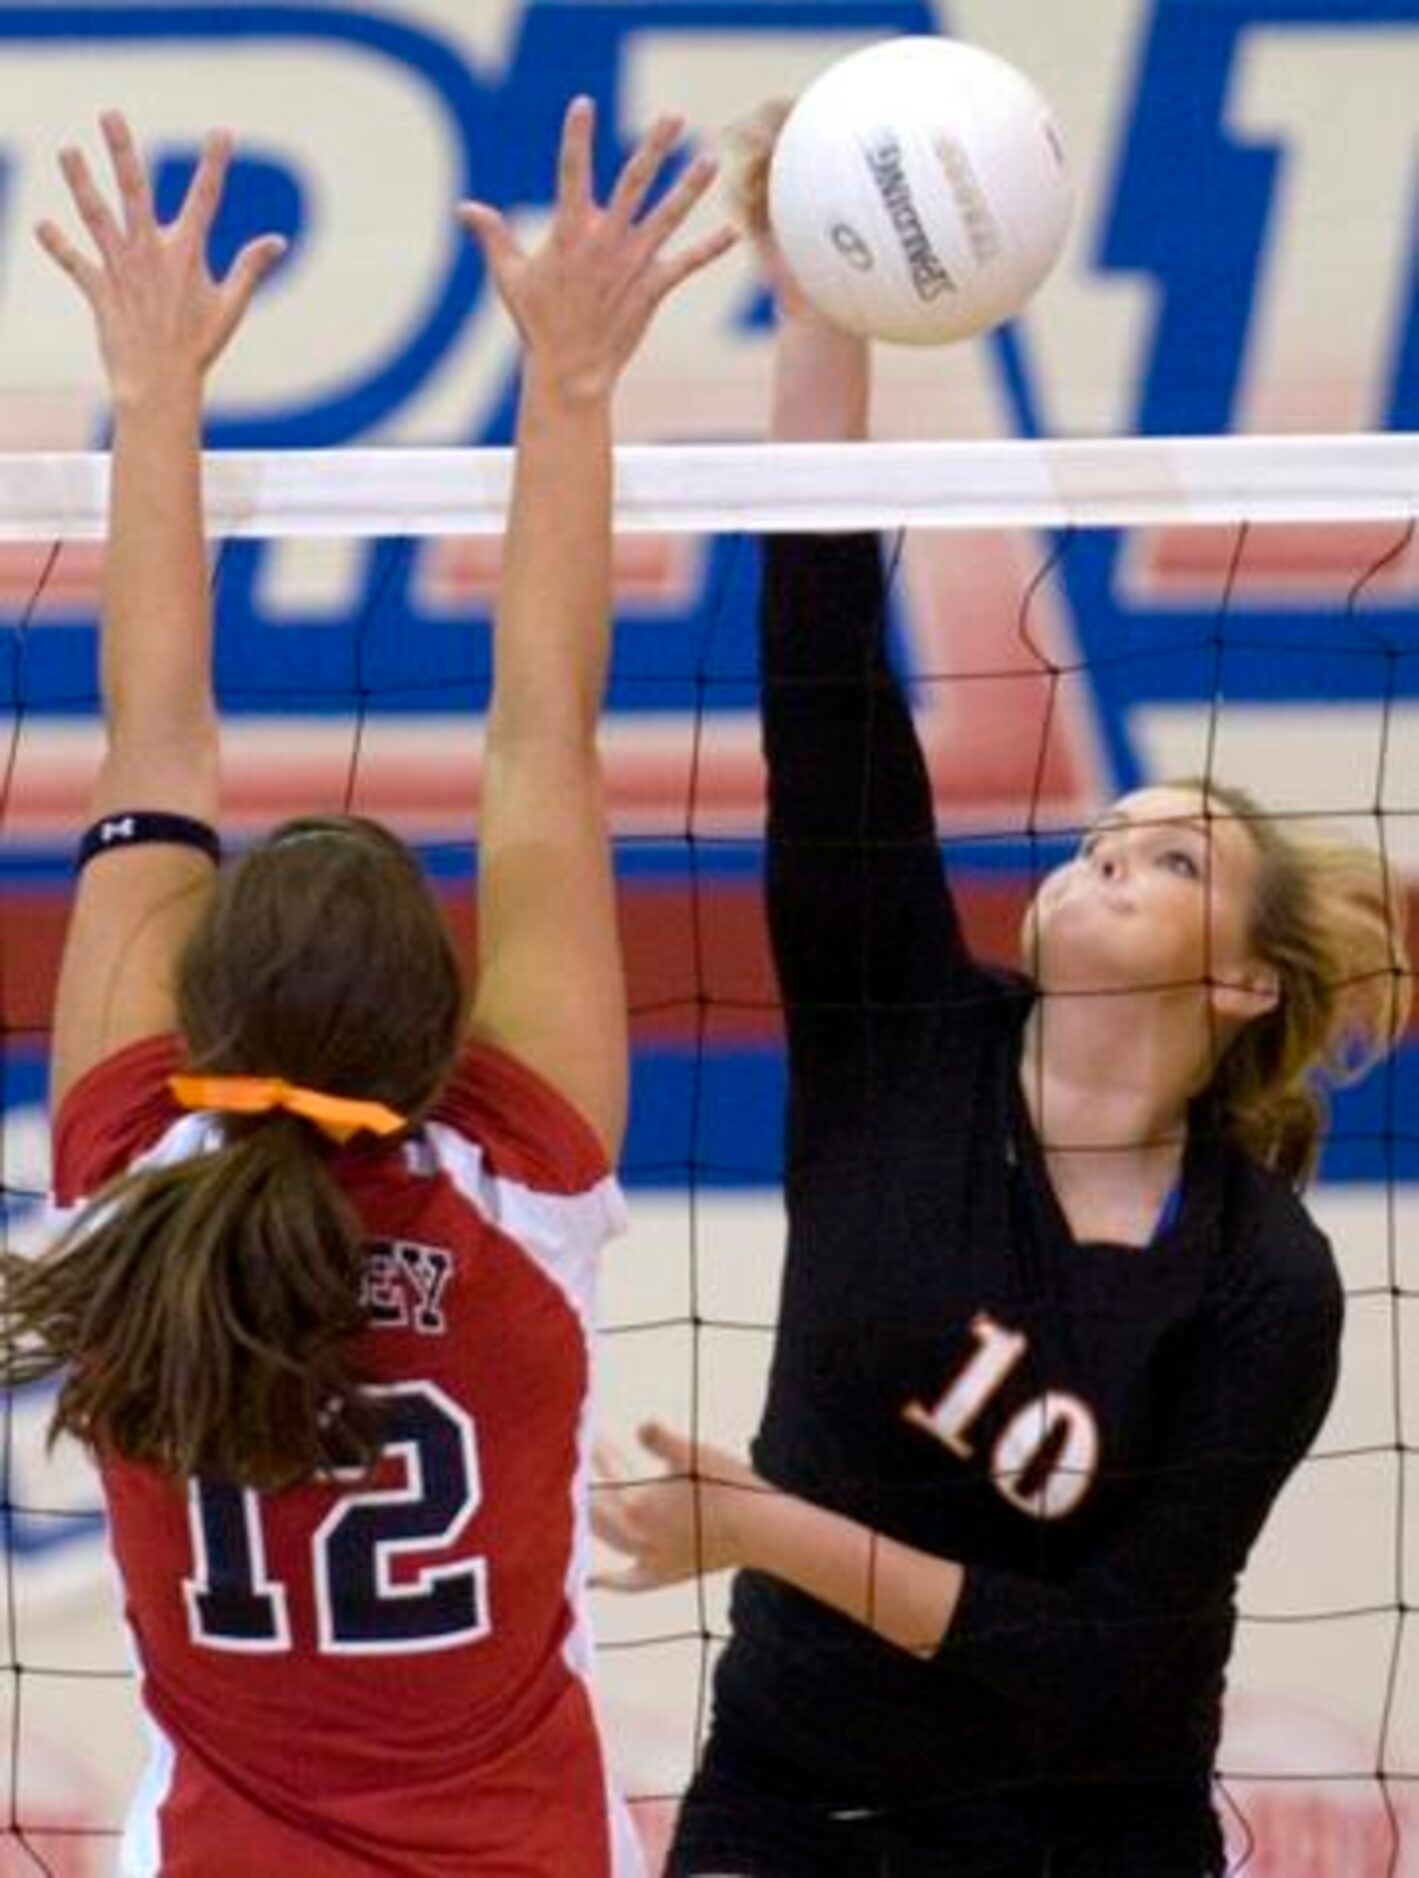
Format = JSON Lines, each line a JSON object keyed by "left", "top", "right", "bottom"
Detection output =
{"left": 7, "top": 105, "right": 734, "bottom": 1876}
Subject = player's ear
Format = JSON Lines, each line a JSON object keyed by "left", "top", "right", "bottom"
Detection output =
{"left": 1212, "top": 958, "right": 1280, "bottom": 1025}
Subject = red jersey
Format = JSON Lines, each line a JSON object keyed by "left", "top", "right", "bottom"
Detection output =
{"left": 53, "top": 1034, "right": 642, "bottom": 1878}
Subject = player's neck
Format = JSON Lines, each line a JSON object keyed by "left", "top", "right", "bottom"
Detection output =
{"left": 1020, "top": 995, "right": 1200, "bottom": 1156}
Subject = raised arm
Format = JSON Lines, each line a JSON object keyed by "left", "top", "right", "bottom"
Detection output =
{"left": 40, "top": 114, "right": 285, "bottom": 1112}
{"left": 459, "top": 101, "right": 735, "bottom": 1161}
{"left": 732, "top": 108, "right": 963, "bottom": 1025}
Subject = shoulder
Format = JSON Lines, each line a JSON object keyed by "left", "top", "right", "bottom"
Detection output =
{"left": 1216, "top": 1152, "right": 1343, "bottom": 1334}
{"left": 431, "top": 1037, "right": 617, "bottom": 1199}
{"left": 425, "top": 1039, "right": 627, "bottom": 1294}
{"left": 983, "top": 964, "right": 1035, "bottom": 1008}
{"left": 911, "top": 960, "right": 1032, "bottom": 1028}
{"left": 52, "top": 1033, "right": 191, "bottom": 1204}
{"left": 949, "top": 964, "right": 1034, "bottom": 1047}
{"left": 1188, "top": 1151, "right": 1346, "bottom": 1458}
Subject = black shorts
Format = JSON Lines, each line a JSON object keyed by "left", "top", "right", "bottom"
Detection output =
{"left": 665, "top": 1730, "right": 1041, "bottom": 1878}
{"left": 665, "top": 1728, "right": 1224, "bottom": 1878}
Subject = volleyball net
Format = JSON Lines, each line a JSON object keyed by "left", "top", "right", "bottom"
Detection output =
{"left": 1, "top": 435, "right": 1417, "bottom": 1875}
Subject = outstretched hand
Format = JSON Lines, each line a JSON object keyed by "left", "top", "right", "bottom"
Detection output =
{"left": 722, "top": 97, "right": 814, "bottom": 318}
{"left": 727, "top": 96, "right": 868, "bottom": 438}
{"left": 591, "top": 1421, "right": 765, "bottom": 1592}
{"left": 458, "top": 97, "right": 738, "bottom": 406}
{"left": 35, "top": 111, "right": 286, "bottom": 406}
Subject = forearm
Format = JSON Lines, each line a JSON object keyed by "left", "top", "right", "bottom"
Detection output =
{"left": 101, "top": 383, "right": 218, "bottom": 771}
{"left": 770, "top": 306, "right": 870, "bottom": 443}
{"left": 758, "top": 525, "right": 957, "bottom": 1018}
{"left": 487, "top": 364, "right": 612, "bottom": 752}
{"left": 760, "top": 527, "right": 956, "bottom": 1008}
{"left": 728, "top": 1478, "right": 963, "bottom": 1658}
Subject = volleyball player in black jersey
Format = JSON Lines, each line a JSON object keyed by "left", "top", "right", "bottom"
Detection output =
{"left": 592, "top": 108, "right": 1412, "bottom": 1878}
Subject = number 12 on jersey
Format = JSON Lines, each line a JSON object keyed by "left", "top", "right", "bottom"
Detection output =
{"left": 184, "top": 1381, "right": 491, "bottom": 1655}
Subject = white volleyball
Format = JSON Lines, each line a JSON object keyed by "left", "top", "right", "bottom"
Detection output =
{"left": 767, "top": 36, "right": 1072, "bottom": 345}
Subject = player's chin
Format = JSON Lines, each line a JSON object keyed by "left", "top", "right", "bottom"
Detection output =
{"left": 1020, "top": 930, "right": 1098, "bottom": 993}
{"left": 1017, "top": 892, "right": 1073, "bottom": 966}
{"left": 1027, "top": 928, "right": 1176, "bottom": 998}
{"left": 1023, "top": 897, "right": 1123, "bottom": 971}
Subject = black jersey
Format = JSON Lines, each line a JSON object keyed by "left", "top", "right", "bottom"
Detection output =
{"left": 673, "top": 535, "right": 1343, "bottom": 1878}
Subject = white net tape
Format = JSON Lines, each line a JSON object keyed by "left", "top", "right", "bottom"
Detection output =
{"left": 0, "top": 432, "right": 1415, "bottom": 539}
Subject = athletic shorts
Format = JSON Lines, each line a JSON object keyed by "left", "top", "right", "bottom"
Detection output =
{"left": 666, "top": 1730, "right": 1224, "bottom": 1878}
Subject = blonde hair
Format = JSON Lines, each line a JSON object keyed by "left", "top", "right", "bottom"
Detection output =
{"left": 1196, "top": 781, "right": 1411, "bottom": 1185}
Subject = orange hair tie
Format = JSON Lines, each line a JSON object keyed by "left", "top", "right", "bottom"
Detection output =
{"left": 168, "top": 1074, "right": 407, "bottom": 1146}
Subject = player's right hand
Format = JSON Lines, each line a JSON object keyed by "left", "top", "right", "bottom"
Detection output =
{"left": 722, "top": 99, "right": 814, "bottom": 320}
{"left": 590, "top": 1423, "right": 764, "bottom": 1591}
{"left": 36, "top": 111, "right": 286, "bottom": 408}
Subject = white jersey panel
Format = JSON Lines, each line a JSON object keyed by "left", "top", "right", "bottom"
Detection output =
{"left": 421, "top": 1120, "right": 625, "bottom": 1341}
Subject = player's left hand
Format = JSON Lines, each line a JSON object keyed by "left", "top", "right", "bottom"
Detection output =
{"left": 458, "top": 96, "right": 738, "bottom": 408}
{"left": 590, "top": 1421, "right": 764, "bottom": 1590}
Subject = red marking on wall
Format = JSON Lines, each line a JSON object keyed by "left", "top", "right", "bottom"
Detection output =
{"left": 902, "top": 532, "right": 1104, "bottom": 826}
{"left": 0, "top": 1723, "right": 113, "bottom": 1875}
{"left": 1124, "top": 521, "right": 1419, "bottom": 607}
{"left": 0, "top": 1829, "right": 108, "bottom": 1877}
{"left": 628, "top": 1798, "right": 676, "bottom": 1875}
{"left": 1223, "top": 1782, "right": 1413, "bottom": 1877}
{"left": 0, "top": 531, "right": 708, "bottom": 626}
{"left": 4, "top": 878, "right": 1417, "bottom": 1045}
{"left": 1221, "top": 1693, "right": 1419, "bottom": 1876}
{"left": 0, "top": 878, "right": 1016, "bottom": 1037}
{"left": 0, "top": 543, "right": 102, "bottom": 617}
{"left": 0, "top": 728, "right": 770, "bottom": 840}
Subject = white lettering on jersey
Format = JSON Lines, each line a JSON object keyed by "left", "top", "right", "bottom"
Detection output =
{"left": 904, "top": 1312, "right": 1029, "bottom": 1458}
{"left": 905, "top": 1312, "right": 1102, "bottom": 1522}
{"left": 360, "top": 1239, "right": 452, "bottom": 1334}
{"left": 993, "top": 1390, "right": 1100, "bottom": 1520}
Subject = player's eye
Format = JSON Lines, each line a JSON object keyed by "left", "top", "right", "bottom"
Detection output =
{"left": 1161, "top": 848, "right": 1200, "bottom": 879}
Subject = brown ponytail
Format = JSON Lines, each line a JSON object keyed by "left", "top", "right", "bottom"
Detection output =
{"left": 6, "top": 816, "right": 465, "bottom": 1488}
{"left": 9, "top": 1117, "right": 379, "bottom": 1487}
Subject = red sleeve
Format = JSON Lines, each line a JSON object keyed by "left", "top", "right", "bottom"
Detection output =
{"left": 52, "top": 1034, "right": 186, "bottom": 1205}
{"left": 432, "top": 1039, "right": 614, "bottom": 1195}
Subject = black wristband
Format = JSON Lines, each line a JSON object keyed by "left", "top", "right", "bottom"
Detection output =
{"left": 77, "top": 811, "right": 222, "bottom": 873}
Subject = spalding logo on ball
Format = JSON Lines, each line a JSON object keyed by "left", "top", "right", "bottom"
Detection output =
{"left": 768, "top": 36, "right": 1072, "bottom": 345}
